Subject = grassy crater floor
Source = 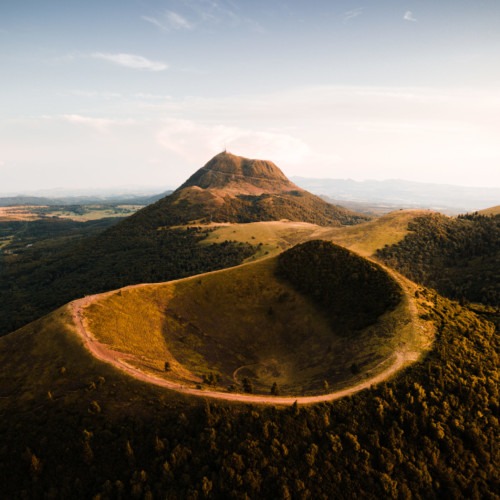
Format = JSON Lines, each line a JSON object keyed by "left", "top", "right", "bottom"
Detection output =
{"left": 85, "top": 242, "right": 417, "bottom": 397}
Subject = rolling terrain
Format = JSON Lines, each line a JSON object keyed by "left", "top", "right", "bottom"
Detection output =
{"left": 69, "top": 241, "right": 431, "bottom": 402}
{"left": 0, "top": 154, "right": 498, "bottom": 498}
{"left": 0, "top": 152, "right": 367, "bottom": 336}
{"left": 0, "top": 252, "right": 496, "bottom": 498}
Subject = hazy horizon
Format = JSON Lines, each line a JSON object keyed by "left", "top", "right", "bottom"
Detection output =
{"left": 2, "top": 1, "right": 500, "bottom": 191}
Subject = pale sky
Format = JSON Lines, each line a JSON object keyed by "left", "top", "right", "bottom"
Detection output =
{"left": 1, "top": 0, "right": 500, "bottom": 193}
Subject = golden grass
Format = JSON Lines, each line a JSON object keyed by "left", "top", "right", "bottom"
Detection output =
{"left": 0, "top": 206, "right": 42, "bottom": 221}
{"left": 0, "top": 306, "right": 107, "bottom": 409}
{"left": 53, "top": 205, "right": 143, "bottom": 221}
{"left": 478, "top": 205, "right": 500, "bottom": 216}
{"left": 83, "top": 255, "right": 420, "bottom": 396}
{"left": 0, "top": 204, "right": 143, "bottom": 222}
{"left": 203, "top": 209, "right": 432, "bottom": 260}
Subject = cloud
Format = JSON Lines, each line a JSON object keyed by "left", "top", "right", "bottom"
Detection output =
{"left": 343, "top": 8, "right": 363, "bottom": 23}
{"left": 157, "top": 119, "right": 310, "bottom": 166}
{"left": 91, "top": 52, "right": 167, "bottom": 71}
{"left": 134, "top": 93, "right": 172, "bottom": 100}
{"left": 166, "top": 10, "right": 194, "bottom": 30}
{"left": 69, "top": 90, "right": 122, "bottom": 99}
{"left": 142, "top": 10, "right": 194, "bottom": 31}
{"left": 143, "top": 2, "right": 262, "bottom": 33}
{"left": 60, "top": 114, "right": 135, "bottom": 132}
{"left": 403, "top": 11, "right": 417, "bottom": 22}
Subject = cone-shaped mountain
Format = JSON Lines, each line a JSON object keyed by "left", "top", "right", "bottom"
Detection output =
{"left": 178, "top": 151, "right": 294, "bottom": 194}
{"left": 130, "top": 152, "right": 369, "bottom": 227}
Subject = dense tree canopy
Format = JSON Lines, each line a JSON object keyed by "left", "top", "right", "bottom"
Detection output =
{"left": 377, "top": 213, "right": 500, "bottom": 306}
{"left": 277, "top": 240, "right": 402, "bottom": 334}
{"left": 0, "top": 291, "right": 497, "bottom": 498}
{"left": 0, "top": 224, "right": 256, "bottom": 335}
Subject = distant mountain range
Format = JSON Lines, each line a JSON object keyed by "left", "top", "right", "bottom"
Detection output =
{"left": 0, "top": 192, "right": 171, "bottom": 207}
{"left": 292, "top": 177, "right": 500, "bottom": 214}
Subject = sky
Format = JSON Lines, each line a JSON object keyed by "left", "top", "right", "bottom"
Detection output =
{"left": 1, "top": 0, "right": 500, "bottom": 193}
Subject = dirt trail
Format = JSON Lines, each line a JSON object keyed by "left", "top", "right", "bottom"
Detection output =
{"left": 69, "top": 273, "right": 426, "bottom": 406}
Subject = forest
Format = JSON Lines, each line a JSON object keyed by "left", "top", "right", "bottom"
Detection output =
{"left": 0, "top": 289, "right": 497, "bottom": 498}
{"left": 191, "top": 192, "right": 369, "bottom": 226}
{"left": 376, "top": 212, "right": 500, "bottom": 306}
{"left": 0, "top": 224, "right": 256, "bottom": 336}
{"left": 276, "top": 240, "right": 402, "bottom": 334}
{"left": 1, "top": 208, "right": 498, "bottom": 498}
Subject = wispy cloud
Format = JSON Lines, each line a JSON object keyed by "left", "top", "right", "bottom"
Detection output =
{"left": 157, "top": 118, "right": 310, "bottom": 165}
{"left": 69, "top": 90, "right": 122, "bottom": 99}
{"left": 142, "top": 10, "right": 194, "bottom": 31}
{"left": 61, "top": 114, "right": 135, "bottom": 132}
{"left": 143, "top": 1, "right": 263, "bottom": 33}
{"left": 343, "top": 8, "right": 363, "bottom": 23}
{"left": 134, "top": 93, "right": 172, "bottom": 101}
{"left": 403, "top": 11, "right": 417, "bottom": 22}
{"left": 91, "top": 52, "right": 168, "bottom": 71}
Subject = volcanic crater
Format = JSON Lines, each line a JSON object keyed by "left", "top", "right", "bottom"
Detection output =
{"left": 84, "top": 241, "right": 412, "bottom": 396}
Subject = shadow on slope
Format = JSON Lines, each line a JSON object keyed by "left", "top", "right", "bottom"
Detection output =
{"left": 85, "top": 242, "right": 409, "bottom": 396}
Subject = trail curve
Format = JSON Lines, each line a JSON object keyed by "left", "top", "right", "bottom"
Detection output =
{"left": 69, "top": 287, "right": 422, "bottom": 406}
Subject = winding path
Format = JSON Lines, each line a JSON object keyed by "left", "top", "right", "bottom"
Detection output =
{"left": 69, "top": 277, "right": 424, "bottom": 406}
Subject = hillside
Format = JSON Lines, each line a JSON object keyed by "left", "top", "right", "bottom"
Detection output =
{"left": 479, "top": 205, "right": 500, "bottom": 216}
{"left": 78, "top": 242, "right": 422, "bottom": 398}
{"left": 376, "top": 212, "right": 500, "bottom": 306}
{"left": 129, "top": 152, "right": 369, "bottom": 227}
{"left": 0, "top": 270, "right": 497, "bottom": 497}
{"left": 0, "top": 152, "right": 368, "bottom": 336}
{"left": 0, "top": 208, "right": 432, "bottom": 337}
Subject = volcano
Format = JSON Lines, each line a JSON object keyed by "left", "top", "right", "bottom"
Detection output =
{"left": 130, "top": 152, "right": 369, "bottom": 227}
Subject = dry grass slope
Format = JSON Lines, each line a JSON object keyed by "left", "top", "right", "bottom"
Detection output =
{"left": 83, "top": 247, "right": 426, "bottom": 397}
{"left": 203, "top": 209, "right": 434, "bottom": 260}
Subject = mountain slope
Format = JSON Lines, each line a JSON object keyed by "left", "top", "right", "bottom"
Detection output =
{"left": 178, "top": 152, "right": 292, "bottom": 193}
{"left": 0, "top": 152, "right": 367, "bottom": 336}
{"left": 127, "top": 152, "right": 369, "bottom": 227}
{"left": 0, "top": 251, "right": 497, "bottom": 498}
{"left": 376, "top": 212, "right": 500, "bottom": 306}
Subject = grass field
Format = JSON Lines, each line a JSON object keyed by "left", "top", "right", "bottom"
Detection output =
{"left": 202, "top": 209, "right": 433, "bottom": 259}
{"left": 84, "top": 250, "right": 423, "bottom": 397}
{"left": 0, "top": 206, "right": 42, "bottom": 221}
{"left": 0, "top": 208, "right": 434, "bottom": 401}
{"left": 0, "top": 204, "right": 143, "bottom": 222}
{"left": 478, "top": 205, "right": 500, "bottom": 216}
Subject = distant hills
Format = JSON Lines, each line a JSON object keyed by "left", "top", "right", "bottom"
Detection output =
{"left": 0, "top": 192, "right": 170, "bottom": 207}
{"left": 292, "top": 177, "right": 500, "bottom": 214}
{"left": 4, "top": 165, "right": 498, "bottom": 216}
